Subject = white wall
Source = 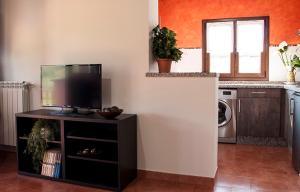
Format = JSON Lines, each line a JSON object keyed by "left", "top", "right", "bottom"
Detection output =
{"left": 169, "top": 47, "right": 300, "bottom": 81}
{"left": 172, "top": 49, "right": 202, "bottom": 73}
{"left": 0, "top": 0, "right": 218, "bottom": 178}
{"left": 269, "top": 46, "right": 300, "bottom": 81}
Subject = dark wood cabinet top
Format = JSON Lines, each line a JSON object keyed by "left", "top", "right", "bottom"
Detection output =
{"left": 16, "top": 109, "right": 136, "bottom": 124}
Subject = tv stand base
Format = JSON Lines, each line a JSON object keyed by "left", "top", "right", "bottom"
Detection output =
{"left": 51, "top": 107, "right": 94, "bottom": 116}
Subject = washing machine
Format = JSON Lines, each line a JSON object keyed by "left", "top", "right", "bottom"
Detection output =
{"left": 218, "top": 89, "right": 237, "bottom": 143}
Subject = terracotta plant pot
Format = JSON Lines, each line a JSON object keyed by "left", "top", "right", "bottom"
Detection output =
{"left": 157, "top": 59, "right": 172, "bottom": 73}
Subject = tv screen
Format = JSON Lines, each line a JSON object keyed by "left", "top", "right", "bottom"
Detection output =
{"left": 41, "top": 64, "right": 102, "bottom": 109}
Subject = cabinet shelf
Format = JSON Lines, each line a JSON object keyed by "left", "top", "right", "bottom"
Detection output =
{"left": 16, "top": 109, "right": 137, "bottom": 191}
{"left": 67, "top": 155, "right": 118, "bottom": 165}
{"left": 19, "top": 136, "right": 61, "bottom": 144}
{"left": 66, "top": 136, "right": 117, "bottom": 143}
{"left": 19, "top": 171, "right": 63, "bottom": 181}
{"left": 64, "top": 179, "right": 117, "bottom": 191}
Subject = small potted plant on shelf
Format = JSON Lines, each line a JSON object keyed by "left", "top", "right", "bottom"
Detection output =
{"left": 278, "top": 41, "right": 300, "bottom": 84}
{"left": 152, "top": 25, "right": 183, "bottom": 73}
{"left": 25, "top": 119, "right": 58, "bottom": 173}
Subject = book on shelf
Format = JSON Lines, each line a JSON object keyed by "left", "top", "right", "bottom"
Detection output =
{"left": 41, "top": 149, "right": 61, "bottom": 178}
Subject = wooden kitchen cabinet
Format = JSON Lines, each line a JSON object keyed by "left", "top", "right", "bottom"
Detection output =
{"left": 237, "top": 88, "right": 282, "bottom": 137}
{"left": 292, "top": 92, "right": 300, "bottom": 173}
{"left": 284, "top": 90, "right": 295, "bottom": 151}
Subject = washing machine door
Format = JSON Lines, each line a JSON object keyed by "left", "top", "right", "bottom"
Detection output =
{"left": 218, "top": 100, "right": 232, "bottom": 127}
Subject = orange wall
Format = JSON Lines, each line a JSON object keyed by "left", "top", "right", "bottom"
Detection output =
{"left": 159, "top": 0, "right": 300, "bottom": 48}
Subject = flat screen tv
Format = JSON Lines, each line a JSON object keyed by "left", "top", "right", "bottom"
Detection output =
{"left": 41, "top": 64, "right": 102, "bottom": 110}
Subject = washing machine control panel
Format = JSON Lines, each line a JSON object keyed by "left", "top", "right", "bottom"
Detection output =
{"left": 223, "top": 91, "right": 232, "bottom": 95}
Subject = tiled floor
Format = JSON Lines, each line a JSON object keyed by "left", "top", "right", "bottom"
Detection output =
{"left": 215, "top": 144, "right": 299, "bottom": 192}
{"left": 0, "top": 144, "right": 300, "bottom": 191}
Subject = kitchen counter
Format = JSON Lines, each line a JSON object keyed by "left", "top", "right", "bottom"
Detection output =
{"left": 219, "top": 81, "right": 285, "bottom": 88}
{"left": 146, "top": 72, "right": 218, "bottom": 78}
{"left": 283, "top": 84, "right": 300, "bottom": 92}
{"left": 219, "top": 81, "right": 300, "bottom": 92}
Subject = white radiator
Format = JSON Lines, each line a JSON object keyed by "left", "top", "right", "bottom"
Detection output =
{"left": 0, "top": 81, "right": 30, "bottom": 146}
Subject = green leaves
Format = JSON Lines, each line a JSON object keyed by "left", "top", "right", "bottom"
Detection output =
{"left": 152, "top": 25, "right": 183, "bottom": 62}
{"left": 25, "top": 120, "right": 58, "bottom": 173}
{"left": 292, "top": 55, "right": 300, "bottom": 68}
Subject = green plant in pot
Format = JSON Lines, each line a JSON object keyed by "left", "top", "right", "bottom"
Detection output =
{"left": 152, "top": 25, "right": 183, "bottom": 73}
{"left": 25, "top": 119, "right": 58, "bottom": 173}
{"left": 278, "top": 41, "right": 300, "bottom": 84}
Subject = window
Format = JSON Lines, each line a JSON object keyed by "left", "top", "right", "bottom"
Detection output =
{"left": 202, "top": 17, "right": 269, "bottom": 80}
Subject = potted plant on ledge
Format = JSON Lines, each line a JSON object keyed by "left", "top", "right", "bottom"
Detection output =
{"left": 278, "top": 41, "right": 300, "bottom": 84}
{"left": 152, "top": 25, "right": 183, "bottom": 73}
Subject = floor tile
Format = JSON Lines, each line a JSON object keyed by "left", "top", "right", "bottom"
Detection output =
{"left": 1, "top": 144, "right": 300, "bottom": 191}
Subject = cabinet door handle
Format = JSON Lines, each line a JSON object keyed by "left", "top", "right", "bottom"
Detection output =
{"left": 238, "top": 99, "right": 241, "bottom": 113}
{"left": 251, "top": 91, "right": 266, "bottom": 94}
{"left": 290, "top": 98, "right": 295, "bottom": 115}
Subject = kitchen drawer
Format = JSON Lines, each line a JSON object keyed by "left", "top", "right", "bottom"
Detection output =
{"left": 237, "top": 88, "right": 282, "bottom": 98}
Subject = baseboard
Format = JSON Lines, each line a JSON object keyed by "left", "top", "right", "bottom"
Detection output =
{"left": 237, "top": 136, "right": 287, "bottom": 147}
{"left": 138, "top": 170, "right": 214, "bottom": 187}
{"left": 0, "top": 144, "right": 16, "bottom": 152}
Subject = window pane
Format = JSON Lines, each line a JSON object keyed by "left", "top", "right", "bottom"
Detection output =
{"left": 237, "top": 20, "right": 264, "bottom": 73}
{"left": 207, "top": 22, "right": 234, "bottom": 52}
{"left": 239, "top": 53, "right": 261, "bottom": 73}
{"left": 207, "top": 22, "right": 233, "bottom": 73}
{"left": 210, "top": 53, "right": 231, "bottom": 73}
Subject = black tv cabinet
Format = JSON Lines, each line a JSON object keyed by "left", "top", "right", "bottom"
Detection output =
{"left": 16, "top": 109, "right": 137, "bottom": 192}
